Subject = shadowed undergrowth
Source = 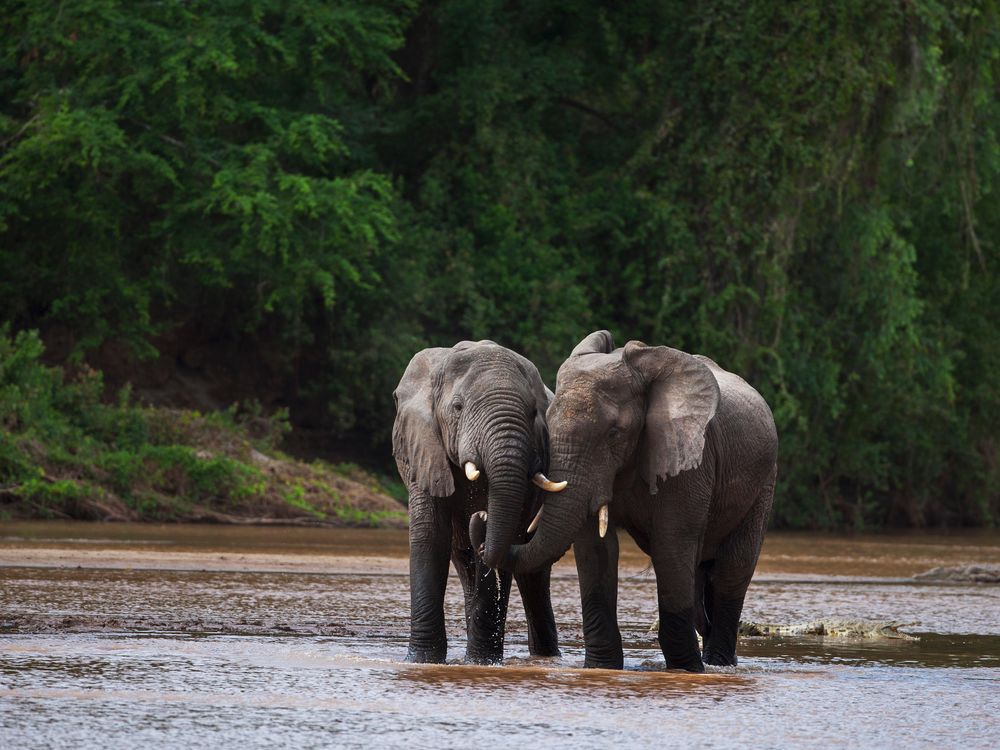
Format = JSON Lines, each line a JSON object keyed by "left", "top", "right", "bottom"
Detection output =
{"left": 0, "top": 327, "right": 406, "bottom": 526}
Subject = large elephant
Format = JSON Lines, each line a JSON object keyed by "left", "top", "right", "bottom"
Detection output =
{"left": 392, "top": 340, "right": 563, "bottom": 664}
{"left": 473, "top": 330, "right": 777, "bottom": 672}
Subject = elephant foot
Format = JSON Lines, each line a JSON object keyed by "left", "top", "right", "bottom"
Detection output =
{"left": 583, "top": 650, "right": 624, "bottom": 670}
{"left": 703, "top": 649, "right": 737, "bottom": 667}
{"left": 464, "top": 648, "right": 504, "bottom": 665}
{"left": 527, "top": 626, "right": 561, "bottom": 658}
{"left": 663, "top": 653, "right": 705, "bottom": 673}
{"left": 529, "top": 643, "right": 562, "bottom": 658}
{"left": 657, "top": 608, "right": 704, "bottom": 673}
{"left": 406, "top": 643, "right": 448, "bottom": 663}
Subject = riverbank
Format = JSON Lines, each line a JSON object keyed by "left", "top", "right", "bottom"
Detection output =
{"left": 0, "top": 328, "right": 406, "bottom": 527}
{"left": 0, "top": 408, "right": 406, "bottom": 527}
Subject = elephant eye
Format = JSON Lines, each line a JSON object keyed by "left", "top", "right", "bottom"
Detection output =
{"left": 608, "top": 427, "right": 621, "bottom": 440}
{"left": 453, "top": 401, "right": 463, "bottom": 412}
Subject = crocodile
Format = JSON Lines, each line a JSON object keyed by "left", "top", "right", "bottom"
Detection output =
{"left": 737, "top": 619, "right": 919, "bottom": 640}
{"left": 647, "top": 617, "right": 919, "bottom": 641}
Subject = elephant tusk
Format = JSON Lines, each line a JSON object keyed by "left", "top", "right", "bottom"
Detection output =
{"left": 527, "top": 506, "right": 544, "bottom": 534}
{"left": 465, "top": 462, "right": 480, "bottom": 481}
{"left": 598, "top": 504, "right": 609, "bottom": 538}
{"left": 532, "top": 472, "right": 567, "bottom": 492}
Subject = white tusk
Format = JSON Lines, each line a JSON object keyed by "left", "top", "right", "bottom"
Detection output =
{"left": 598, "top": 504, "right": 609, "bottom": 538}
{"left": 465, "top": 462, "right": 480, "bottom": 481}
{"left": 527, "top": 506, "right": 544, "bottom": 534}
{"left": 532, "top": 472, "right": 567, "bottom": 492}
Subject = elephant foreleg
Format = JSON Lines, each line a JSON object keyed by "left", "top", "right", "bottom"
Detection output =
{"left": 651, "top": 486, "right": 710, "bottom": 673}
{"left": 574, "top": 518, "right": 623, "bottom": 669}
{"left": 452, "top": 543, "right": 512, "bottom": 664}
{"left": 651, "top": 545, "right": 704, "bottom": 673}
{"left": 694, "top": 561, "right": 713, "bottom": 640}
{"left": 514, "top": 568, "right": 560, "bottom": 657}
{"left": 407, "top": 492, "right": 452, "bottom": 663}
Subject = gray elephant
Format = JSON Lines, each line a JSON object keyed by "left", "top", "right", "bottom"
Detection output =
{"left": 472, "top": 330, "right": 777, "bottom": 672}
{"left": 392, "top": 340, "right": 564, "bottom": 664}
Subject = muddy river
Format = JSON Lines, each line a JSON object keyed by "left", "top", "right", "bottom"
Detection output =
{"left": 1, "top": 522, "right": 998, "bottom": 748}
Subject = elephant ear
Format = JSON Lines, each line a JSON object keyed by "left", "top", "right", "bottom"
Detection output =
{"left": 392, "top": 348, "right": 455, "bottom": 498}
{"left": 532, "top": 384, "right": 556, "bottom": 471}
{"left": 571, "top": 330, "right": 615, "bottom": 357}
{"left": 622, "top": 341, "right": 720, "bottom": 495}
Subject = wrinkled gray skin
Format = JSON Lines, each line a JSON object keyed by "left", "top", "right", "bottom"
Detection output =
{"left": 392, "top": 340, "right": 560, "bottom": 664}
{"left": 474, "top": 331, "right": 777, "bottom": 672}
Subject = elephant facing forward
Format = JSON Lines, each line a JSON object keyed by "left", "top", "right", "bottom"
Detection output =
{"left": 393, "top": 340, "right": 562, "bottom": 664}
{"left": 473, "top": 330, "right": 777, "bottom": 672}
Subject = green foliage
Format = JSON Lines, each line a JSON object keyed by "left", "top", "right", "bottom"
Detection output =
{"left": 282, "top": 483, "right": 325, "bottom": 519}
{"left": 0, "top": 0, "right": 412, "bottom": 356}
{"left": 2, "top": 2, "right": 999, "bottom": 527}
{"left": 0, "top": 326, "right": 402, "bottom": 524}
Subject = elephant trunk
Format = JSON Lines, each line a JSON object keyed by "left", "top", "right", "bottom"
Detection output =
{"left": 478, "top": 408, "right": 533, "bottom": 571}
{"left": 499, "top": 439, "right": 598, "bottom": 574}
{"left": 504, "top": 485, "right": 587, "bottom": 574}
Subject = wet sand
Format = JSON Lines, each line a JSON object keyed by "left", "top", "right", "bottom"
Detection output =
{"left": 2, "top": 522, "right": 999, "bottom": 748}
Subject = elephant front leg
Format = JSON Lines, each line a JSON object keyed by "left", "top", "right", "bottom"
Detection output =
{"left": 407, "top": 493, "right": 452, "bottom": 663}
{"left": 453, "top": 545, "right": 512, "bottom": 664}
{"left": 514, "top": 568, "right": 560, "bottom": 657}
{"left": 651, "top": 538, "right": 705, "bottom": 673}
{"left": 574, "top": 519, "right": 623, "bottom": 669}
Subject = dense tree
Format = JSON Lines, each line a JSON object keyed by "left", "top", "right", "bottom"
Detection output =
{"left": 2, "top": 1, "right": 998, "bottom": 527}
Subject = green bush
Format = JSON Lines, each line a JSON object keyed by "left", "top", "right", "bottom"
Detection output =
{"left": 0, "top": 325, "right": 375, "bottom": 522}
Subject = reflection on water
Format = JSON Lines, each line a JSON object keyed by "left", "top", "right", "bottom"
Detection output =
{"left": 393, "top": 658, "right": 755, "bottom": 698}
{"left": 736, "top": 633, "right": 1000, "bottom": 669}
{"left": 1, "top": 522, "right": 999, "bottom": 748}
{"left": 0, "top": 521, "right": 410, "bottom": 556}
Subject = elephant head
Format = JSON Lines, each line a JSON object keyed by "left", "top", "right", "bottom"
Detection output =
{"left": 393, "top": 340, "right": 558, "bottom": 569}
{"left": 485, "top": 330, "right": 720, "bottom": 573}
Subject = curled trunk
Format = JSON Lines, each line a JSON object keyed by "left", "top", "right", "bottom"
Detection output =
{"left": 503, "top": 486, "right": 588, "bottom": 574}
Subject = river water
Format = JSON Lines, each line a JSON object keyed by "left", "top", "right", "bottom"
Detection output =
{"left": 1, "top": 522, "right": 998, "bottom": 748}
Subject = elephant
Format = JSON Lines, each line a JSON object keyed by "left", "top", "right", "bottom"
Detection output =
{"left": 392, "top": 339, "right": 564, "bottom": 664}
{"left": 471, "top": 330, "right": 777, "bottom": 672}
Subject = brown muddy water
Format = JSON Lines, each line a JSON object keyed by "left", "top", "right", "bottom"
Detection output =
{"left": 1, "top": 523, "right": 999, "bottom": 748}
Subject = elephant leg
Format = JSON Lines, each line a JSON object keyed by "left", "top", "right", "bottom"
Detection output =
{"left": 651, "top": 487, "right": 710, "bottom": 673}
{"left": 452, "top": 543, "right": 512, "bottom": 664}
{"left": 574, "top": 518, "right": 623, "bottom": 669}
{"left": 702, "top": 478, "right": 774, "bottom": 667}
{"left": 694, "top": 561, "right": 713, "bottom": 640}
{"left": 406, "top": 493, "right": 453, "bottom": 663}
{"left": 651, "top": 551, "right": 704, "bottom": 672}
{"left": 514, "top": 567, "right": 561, "bottom": 657}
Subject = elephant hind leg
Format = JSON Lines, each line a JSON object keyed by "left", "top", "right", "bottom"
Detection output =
{"left": 702, "top": 472, "right": 775, "bottom": 667}
{"left": 514, "top": 568, "right": 561, "bottom": 657}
